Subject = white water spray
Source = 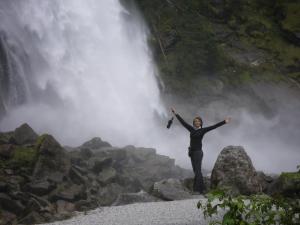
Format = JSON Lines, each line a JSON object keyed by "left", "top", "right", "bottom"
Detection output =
{"left": 0, "top": 0, "right": 170, "bottom": 148}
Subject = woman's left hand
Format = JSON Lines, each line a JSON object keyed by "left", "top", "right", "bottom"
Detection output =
{"left": 225, "top": 117, "right": 231, "bottom": 123}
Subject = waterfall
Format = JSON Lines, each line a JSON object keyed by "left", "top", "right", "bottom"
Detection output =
{"left": 0, "top": 0, "right": 169, "bottom": 147}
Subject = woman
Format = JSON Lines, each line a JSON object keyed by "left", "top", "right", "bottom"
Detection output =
{"left": 171, "top": 107, "right": 231, "bottom": 194}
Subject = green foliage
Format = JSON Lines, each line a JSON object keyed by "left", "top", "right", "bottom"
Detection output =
{"left": 198, "top": 188, "right": 300, "bottom": 225}
{"left": 127, "top": 0, "right": 300, "bottom": 97}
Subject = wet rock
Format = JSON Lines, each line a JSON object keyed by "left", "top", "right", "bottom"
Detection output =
{"left": 151, "top": 178, "right": 192, "bottom": 201}
{"left": 13, "top": 123, "right": 38, "bottom": 145}
{"left": 33, "top": 135, "right": 71, "bottom": 181}
{"left": 80, "top": 137, "right": 111, "bottom": 150}
{"left": 97, "top": 167, "right": 117, "bottom": 184}
{"left": 23, "top": 180, "right": 56, "bottom": 196}
{"left": 0, "top": 193, "right": 25, "bottom": 215}
{"left": 89, "top": 157, "right": 113, "bottom": 173}
{"left": 0, "top": 144, "right": 14, "bottom": 159}
{"left": 97, "top": 183, "right": 124, "bottom": 206}
{"left": 50, "top": 184, "right": 86, "bottom": 203}
{"left": 211, "top": 145, "right": 262, "bottom": 196}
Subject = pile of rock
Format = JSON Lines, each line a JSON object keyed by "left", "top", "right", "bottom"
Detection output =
{"left": 0, "top": 123, "right": 193, "bottom": 224}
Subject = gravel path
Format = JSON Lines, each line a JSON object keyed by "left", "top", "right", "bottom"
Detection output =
{"left": 42, "top": 196, "right": 225, "bottom": 225}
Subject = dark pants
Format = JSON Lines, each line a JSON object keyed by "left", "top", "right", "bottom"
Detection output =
{"left": 189, "top": 150, "right": 205, "bottom": 193}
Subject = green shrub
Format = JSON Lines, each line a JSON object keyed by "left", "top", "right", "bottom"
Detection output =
{"left": 197, "top": 188, "right": 300, "bottom": 225}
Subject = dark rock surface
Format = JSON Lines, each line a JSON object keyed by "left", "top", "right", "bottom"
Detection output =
{"left": 211, "top": 145, "right": 262, "bottom": 196}
{"left": 0, "top": 124, "right": 193, "bottom": 224}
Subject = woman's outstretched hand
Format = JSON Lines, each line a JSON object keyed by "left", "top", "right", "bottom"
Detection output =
{"left": 225, "top": 117, "right": 231, "bottom": 123}
{"left": 171, "top": 107, "right": 176, "bottom": 115}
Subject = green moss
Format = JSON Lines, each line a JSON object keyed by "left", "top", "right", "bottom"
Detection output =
{"left": 36, "top": 134, "right": 48, "bottom": 150}
{"left": 7, "top": 146, "right": 38, "bottom": 168}
{"left": 280, "top": 3, "right": 300, "bottom": 33}
{"left": 280, "top": 172, "right": 300, "bottom": 180}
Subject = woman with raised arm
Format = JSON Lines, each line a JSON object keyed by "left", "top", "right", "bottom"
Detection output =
{"left": 171, "top": 107, "right": 231, "bottom": 194}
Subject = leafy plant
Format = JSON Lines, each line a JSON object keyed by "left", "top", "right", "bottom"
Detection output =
{"left": 197, "top": 188, "right": 300, "bottom": 225}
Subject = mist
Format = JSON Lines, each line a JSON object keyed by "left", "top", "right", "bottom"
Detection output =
{"left": 0, "top": 0, "right": 299, "bottom": 175}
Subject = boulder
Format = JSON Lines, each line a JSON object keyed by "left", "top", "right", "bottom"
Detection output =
{"left": 97, "top": 167, "right": 117, "bottom": 184}
{"left": 113, "top": 190, "right": 161, "bottom": 206}
{"left": 97, "top": 183, "right": 124, "bottom": 206}
{"left": 256, "top": 171, "right": 274, "bottom": 193}
{"left": 150, "top": 178, "right": 192, "bottom": 201}
{"left": 89, "top": 157, "right": 113, "bottom": 173}
{"left": 55, "top": 200, "right": 75, "bottom": 213}
{"left": 69, "top": 166, "right": 87, "bottom": 185}
{"left": 211, "top": 145, "right": 262, "bottom": 196}
{"left": 50, "top": 184, "right": 86, "bottom": 203}
{"left": 74, "top": 198, "right": 98, "bottom": 211}
{"left": 0, "top": 210, "right": 17, "bottom": 225}
{"left": 0, "top": 144, "right": 14, "bottom": 159}
{"left": 0, "top": 181, "right": 8, "bottom": 192}
{"left": 0, "top": 193, "right": 25, "bottom": 215}
{"left": 23, "top": 180, "right": 56, "bottom": 196}
{"left": 13, "top": 123, "right": 38, "bottom": 145}
{"left": 33, "top": 135, "right": 71, "bottom": 182}
{"left": 80, "top": 137, "right": 111, "bottom": 150}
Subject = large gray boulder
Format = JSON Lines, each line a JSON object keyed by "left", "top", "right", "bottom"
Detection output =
{"left": 211, "top": 145, "right": 262, "bottom": 196}
{"left": 150, "top": 178, "right": 192, "bottom": 201}
{"left": 32, "top": 135, "right": 71, "bottom": 182}
{"left": 13, "top": 123, "right": 38, "bottom": 145}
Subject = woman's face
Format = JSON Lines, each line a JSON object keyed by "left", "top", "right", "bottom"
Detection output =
{"left": 193, "top": 118, "right": 202, "bottom": 128}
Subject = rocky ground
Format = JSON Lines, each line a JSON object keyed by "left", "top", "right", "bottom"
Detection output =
{"left": 0, "top": 123, "right": 299, "bottom": 225}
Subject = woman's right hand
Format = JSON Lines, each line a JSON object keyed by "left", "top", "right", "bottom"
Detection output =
{"left": 171, "top": 107, "right": 176, "bottom": 115}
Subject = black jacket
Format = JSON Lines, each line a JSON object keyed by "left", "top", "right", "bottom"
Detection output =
{"left": 175, "top": 113, "right": 226, "bottom": 151}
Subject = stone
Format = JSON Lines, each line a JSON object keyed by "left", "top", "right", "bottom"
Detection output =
{"left": 33, "top": 135, "right": 71, "bottom": 181}
{"left": 97, "top": 183, "right": 124, "bottom": 206}
{"left": 56, "top": 200, "right": 75, "bottom": 213}
{"left": 23, "top": 180, "right": 56, "bottom": 196}
{"left": 113, "top": 190, "right": 161, "bottom": 206}
{"left": 0, "top": 181, "right": 8, "bottom": 192}
{"left": 151, "top": 178, "right": 192, "bottom": 201}
{"left": 0, "top": 210, "right": 17, "bottom": 225}
{"left": 80, "top": 137, "right": 111, "bottom": 150}
{"left": 97, "top": 167, "right": 116, "bottom": 184}
{"left": 74, "top": 199, "right": 98, "bottom": 211}
{"left": 18, "top": 211, "right": 45, "bottom": 224}
{"left": 0, "top": 144, "right": 14, "bottom": 158}
{"left": 89, "top": 157, "right": 113, "bottom": 173}
{"left": 211, "top": 145, "right": 262, "bottom": 196}
{"left": 50, "top": 184, "right": 86, "bottom": 202}
{"left": 69, "top": 167, "right": 87, "bottom": 185}
{"left": 0, "top": 193, "right": 25, "bottom": 214}
{"left": 13, "top": 123, "right": 38, "bottom": 145}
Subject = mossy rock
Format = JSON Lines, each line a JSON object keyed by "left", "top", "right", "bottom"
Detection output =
{"left": 268, "top": 171, "right": 300, "bottom": 198}
{"left": 0, "top": 146, "right": 38, "bottom": 170}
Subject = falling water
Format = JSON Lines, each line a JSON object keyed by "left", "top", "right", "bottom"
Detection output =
{"left": 0, "top": 0, "right": 169, "bottom": 147}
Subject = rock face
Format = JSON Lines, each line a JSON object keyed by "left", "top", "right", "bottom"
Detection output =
{"left": 211, "top": 145, "right": 262, "bottom": 196}
{"left": 0, "top": 123, "right": 193, "bottom": 225}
